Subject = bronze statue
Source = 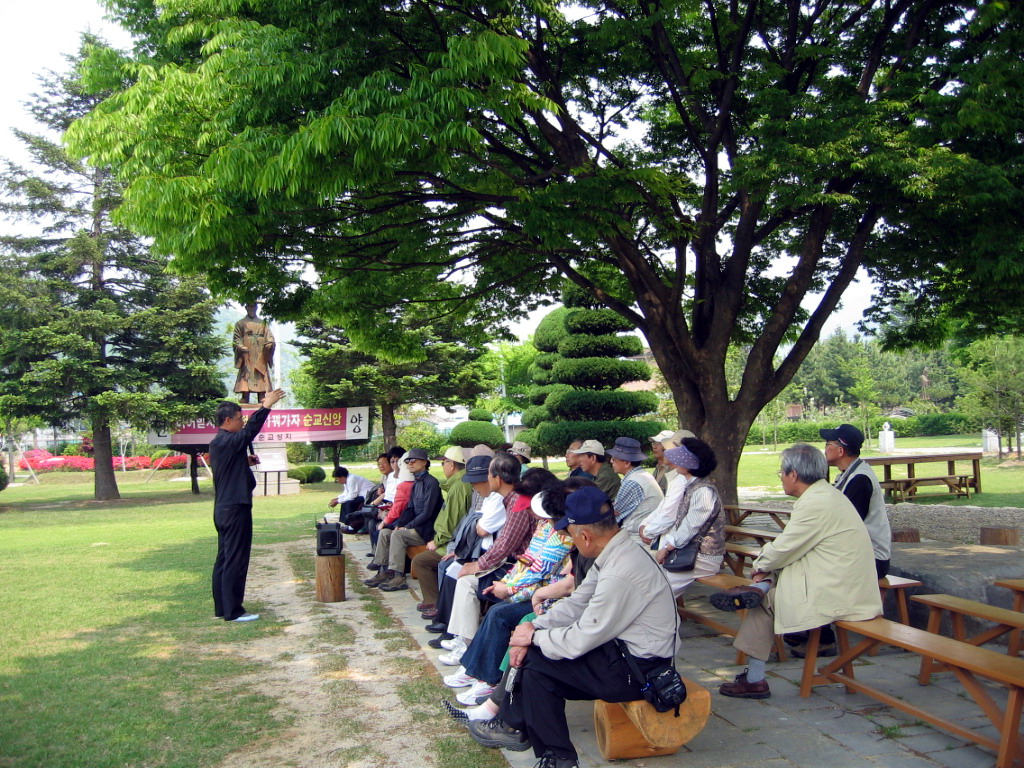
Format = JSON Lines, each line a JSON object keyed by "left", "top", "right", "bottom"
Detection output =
{"left": 233, "top": 303, "right": 276, "bottom": 404}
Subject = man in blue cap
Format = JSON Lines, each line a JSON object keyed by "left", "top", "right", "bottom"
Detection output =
{"left": 467, "top": 486, "right": 677, "bottom": 768}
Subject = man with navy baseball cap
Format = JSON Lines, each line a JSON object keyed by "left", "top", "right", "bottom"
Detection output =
{"left": 467, "top": 486, "right": 677, "bottom": 768}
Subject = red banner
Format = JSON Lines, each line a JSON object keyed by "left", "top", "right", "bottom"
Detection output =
{"left": 149, "top": 407, "right": 370, "bottom": 445}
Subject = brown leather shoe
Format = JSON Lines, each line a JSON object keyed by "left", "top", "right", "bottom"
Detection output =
{"left": 719, "top": 670, "right": 771, "bottom": 699}
{"left": 421, "top": 608, "right": 438, "bottom": 620}
{"left": 709, "top": 586, "right": 764, "bottom": 612}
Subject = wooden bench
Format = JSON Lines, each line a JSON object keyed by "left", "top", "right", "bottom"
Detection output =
{"left": 724, "top": 504, "right": 791, "bottom": 529}
{"left": 879, "top": 474, "right": 970, "bottom": 503}
{"left": 997, "top": 579, "right": 1024, "bottom": 657}
{"left": 912, "top": 593, "right": 1024, "bottom": 683}
{"left": 593, "top": 679, "right": 710, "bottom": 759}
{"left": 800, "top": 618, "right": 1024, "bottom": 768}
{"left": 405, "top": 544, "right": 428, "bottom": 579}
{"left": 723, "top": 542, "right": 760, "bottom": 576}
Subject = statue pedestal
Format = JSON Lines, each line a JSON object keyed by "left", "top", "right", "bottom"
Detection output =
{"left": 252, "top": 441, "right": 300, "bottom": 496}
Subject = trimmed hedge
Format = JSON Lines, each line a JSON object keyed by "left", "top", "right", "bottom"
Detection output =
{"left": 0, "top": 462, "right": 7, "bottom": 493}
{"left": 746, "top": 411, "right": 977, "bottom": 445}
{"left": 564, "top": 308, "right": 633, "bottom": 336}
{"left": 522, "top": 405, "right": 551, "bottom": 429}
{"left": 528, "top": 383, "right": 574, "bottom": 406}
{"left": 557, "top": 333, "right": 643, "bottom": 359}
{"left": 533, "top": 307, "right": 572, "bottom": 352}
{"left": 288, "top": 465, "right": 327, "bottom": 484}
{"left": 467, "top": 408, "right": 494, "bottom": 422}
{"left": 546, "top": 390, "right": 659, "bottom": 421}
{"left": 528, "top": 362, "right": 554, "bottom": 385}
{"left": 449, "top": 420, "right": 505, "bottom": 448}
{"left": 551, "top": 357, "right": 651, "bottom": 389}
{"left": 532, "top": 352, "right": 561, "bottom": 370}
{"left": 534, "top": 420, "right": 666, "bottom": 454}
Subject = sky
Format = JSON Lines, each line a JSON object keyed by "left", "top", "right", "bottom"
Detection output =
{"left": 0, "top": 0, "right": 873, "bottom": 346}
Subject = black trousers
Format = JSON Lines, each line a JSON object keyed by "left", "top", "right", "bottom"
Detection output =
{"left": 499, "top": 641, "right": 665, "bottom": 760}
{"left": 212, "top": 503, "right": 253, "bottom": 621}
{"left": 339, "top": 497, "right": 366, "bottom": 529}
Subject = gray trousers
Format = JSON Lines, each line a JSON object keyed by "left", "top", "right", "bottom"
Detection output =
{"left": 732, "top": 586, "right": 778, "bottom": 661}
{"left": 373, "top": 527, "right": 427, "bottom": 572}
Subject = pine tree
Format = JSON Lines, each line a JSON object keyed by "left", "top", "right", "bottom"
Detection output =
{"left": 0, "top": 39, "right": 225, "bottom": 500}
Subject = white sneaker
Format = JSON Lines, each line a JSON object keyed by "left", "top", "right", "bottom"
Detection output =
{"left": 443, "top": 667, "right": 477, "bottom": 688}
{"left": 230, "top": 613, "right": 260, "bottom": 622}
{"left": 440, "top": 636, "right": 465, "bottom": 651}
{"left": 438, "top": 645, "right": 467, "bottom": 666}
{"left": 457, "top": 681, "right": 495, "bottom": 705}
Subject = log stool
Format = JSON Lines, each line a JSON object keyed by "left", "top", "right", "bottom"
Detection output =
{"left": 315, "top": 553, "right": 346, "bottom": 602}
{"left": 891, "top": 528, "right": 921, "bottom": 543}
{"left": 593, "top": 679, "right": 710, "bottom": 760}
{"left": 980, "top": 527, "right": 1021, "bottom": 546}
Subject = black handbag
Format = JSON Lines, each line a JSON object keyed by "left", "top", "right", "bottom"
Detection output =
{"left": 661, "top": 505, "right": 720, "bottom": 572}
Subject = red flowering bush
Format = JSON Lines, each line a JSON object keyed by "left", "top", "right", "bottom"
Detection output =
{"left": 113, "top": 456, "right": 153, "bottom": 470}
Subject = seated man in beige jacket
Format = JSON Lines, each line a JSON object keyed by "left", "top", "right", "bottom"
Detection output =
{"left": 709, "top": 443, "right": 882, "bottom": 699}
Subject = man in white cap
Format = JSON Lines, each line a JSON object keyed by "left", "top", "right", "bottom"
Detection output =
{"left": 648, "top": 429, "right": 676, "bottom": 492}
{"left": 567, "top": 440, "right": 620, "bottom": 500}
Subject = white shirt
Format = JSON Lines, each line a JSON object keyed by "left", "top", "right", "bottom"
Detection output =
{"left": 383, "top": 472, "right": 399, "bottom": 502}
{"left": 640, "top": 472, "right": 690, "bottom": 539}
{"left": 477, "top": 491, "right": 506, "bottom": 551}
{"left": 336, "top": 473, "right": 377, "bottom": 504}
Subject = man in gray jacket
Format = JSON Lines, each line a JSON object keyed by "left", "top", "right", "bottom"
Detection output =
{"left": 467, "top": 486, "right": 677, "bottom": 768}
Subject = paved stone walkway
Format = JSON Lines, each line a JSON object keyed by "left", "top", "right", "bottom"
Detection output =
{"left": 348, "top": 536, "right": 1007, "bottom": 768}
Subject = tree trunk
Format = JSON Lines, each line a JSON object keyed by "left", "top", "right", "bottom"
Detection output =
{"left": 332, "top": 442, "right": 340, "bottom": 469}
{"left": 381, "top": 403, "right": 397, "bottom": 449}
{"left": 92, "top": 417, "right": 121, "bottom": 500}
{"left": 680, "top": 396, "right": 759, "bottom": 507}
{"left": 188, "top": 448, "right": 200, "bottom": 494}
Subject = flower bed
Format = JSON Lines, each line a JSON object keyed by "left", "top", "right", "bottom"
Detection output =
{"left": 18, "top": 450, "right": 197, "bottom": 472}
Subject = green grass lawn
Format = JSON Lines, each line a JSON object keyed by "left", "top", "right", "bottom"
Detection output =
{"left": 0, "top": 474, "right": 340, "bottom": 768}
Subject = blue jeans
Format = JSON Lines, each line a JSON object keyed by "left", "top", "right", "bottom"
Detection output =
{"left": 461, "top": 600, "right": 535, "bottom": 684}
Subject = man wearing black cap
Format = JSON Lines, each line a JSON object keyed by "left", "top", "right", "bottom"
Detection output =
{"left": 467, "top": 487, "right": 677, "bottom": 768}
{"left": 371, "top": 448, "right": 443, "bottom": 592}
{"left": 821, "top": 424, "right": 892, "bottom": 577}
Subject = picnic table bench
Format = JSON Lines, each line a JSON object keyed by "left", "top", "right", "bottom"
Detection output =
{"left": 724, "top": 524, "right": 778, "bottom": 546}
{"left": 997, "top": 579, "right": 1024, "bottom": 657}
{"left": 912, "top": 593, "right": 1024, "bottom": 683}
{"left": 800, "top": 618, "right": 1024, "bottom": 768}
{"left": 864, "top": 452, "right": 983, "bottom": 502}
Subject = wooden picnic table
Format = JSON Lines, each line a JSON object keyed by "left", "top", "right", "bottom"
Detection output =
{"left": 722, "top": 504, "right": 791, "bottom": 529}
{"left": 997, "top": 579, "right": 1024, "bottom": 657}
{"left": 863, "top": 452, "right": 983, "bottom": 502}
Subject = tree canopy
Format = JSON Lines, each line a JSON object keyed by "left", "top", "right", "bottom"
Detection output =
{"left": 69, "top": 0, "right": 1024, "bottom": 499}
{"left": 1, "top": 42, "right": 225, "bottom": 500}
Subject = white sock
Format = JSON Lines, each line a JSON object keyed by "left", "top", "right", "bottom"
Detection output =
{"left": 752, "top": 581, "right": 771, "bottom": 593}
{"left": 467, "top": 700, "right": 499, "bottom": 721}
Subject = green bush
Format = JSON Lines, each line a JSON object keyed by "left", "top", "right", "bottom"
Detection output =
{"left": 286, "top": 442, "right": 318, "bottom": 463}
{"left": 533, "top": 307, "right": 571, "bottom": 352}
{"left": 532, "top": 352, "right": 561, "bottom": 370}
{"left": 397, "top": 420, "right": 448, "bottom": 457}
{"left": 528, "top": 383, "right": 573, "bottom": 406}
{"left": 745, "top": 411, "right": 977, "bottom": 446}
{"left": 528, "top": 362, "right": 554, "bottom": 385}
{"left": 287, "top": 464, "right": 326, "bottom": 484}
{"left": 521, "top": 405, "right": 551, "bottom": 429}
{"left": 514, "top": 428, "right": 539, "bottom": 451}
{"left": 546, "top": 390, "right": 659, "bottom": 421}
{"left": 0, "top": 462, "right": 8, "bottom": 493}
{"left": 150, "top": 449, "right": 172, "bottom": 460}
{"left": 534, "top": 420, "right": 664, "bottom": 455}
{"left": 467, "top": 408, "right": 494, "bottom": 422}
{"left": 551, "top": 357, "right": 651, "bottom": 389}
{"left": 448, "top": 420, "right": 505, "bottom": 448}
{"left": 564, "top": 308, "right": 633, "bottom": 336}
{"left": 557, "top": 333, "right": 643, "bottom": 359}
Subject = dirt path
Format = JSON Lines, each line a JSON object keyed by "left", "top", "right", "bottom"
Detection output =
{"left": 209, "top": 539, "right": 449, "bottom": 768}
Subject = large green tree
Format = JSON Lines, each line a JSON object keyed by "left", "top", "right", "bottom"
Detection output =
{"left": 70, "top": 0, "right": 1024, "bottom": 499}
{"left": 0, "top": 42, "right": 225, "bottom": 500}
{"left": 292, "top": 315, "right": 493, "bottom": 448}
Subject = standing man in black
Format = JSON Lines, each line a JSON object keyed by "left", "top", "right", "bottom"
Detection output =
{"left": 210, "top": 389, "right": 285, "bottom": 622}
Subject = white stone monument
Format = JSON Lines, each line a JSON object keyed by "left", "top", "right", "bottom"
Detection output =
{"left": 982, "top": 428, "right": 1000, "bottom": 454}
{"left": 878, "top": 421, "right": 895, "bottom": 453}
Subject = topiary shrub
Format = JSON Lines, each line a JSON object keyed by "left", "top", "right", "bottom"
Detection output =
{"left": 551, "top": 357, "right": 651, "bottom": 389}
{"left": 286, "top": 442, "right": 318, "bottom": 464}
{"left": 533, "top": 307, "right": 572, "bottom": 352}
{"left": 546, "top": 390, "right": 659, "bottom": 421}
{"left": 448, "top": 420, "right": 505, "bottom": 448}
{"left": 150, "top": 448, "right": 172, "bottom": 460}
{"left": 397, "top": 420, "right": 448, "bottom": 457}
{"left": 288, "top": 464, "right": 326, "bottom": 484}
{"left": 557, "top": 334, "right": 643, "bottom": 359}
{"left": 521, "top": 405, "right": 552, "bottom": 429}
{"left": 535, "top": 421, "right": 665, "bottom": 455}
{"left": 467, "top": 408, "right": 495, "bottom": 422}
{"left": 514, "top": 429, "right": 540, "bottom": 452}
{"left": 528, "top": 383, "right": 573, "bottom": 406}
{"left": 563, "top": 308, "right": 634, "bottom": 335}
{"left": 0, "top": 462, "right": 8, "bottom": 493}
